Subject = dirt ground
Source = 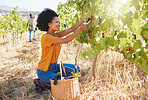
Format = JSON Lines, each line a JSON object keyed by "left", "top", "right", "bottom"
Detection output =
{"left": 0, "top": 31, "right": 92, "bottom": 99}
{"left": 0, "top": 31, "right": 147, "bottom": 100}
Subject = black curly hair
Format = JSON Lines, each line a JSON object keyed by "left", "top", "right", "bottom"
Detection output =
{"left": 36, "top": 8, "right": 58, "bottom": 31}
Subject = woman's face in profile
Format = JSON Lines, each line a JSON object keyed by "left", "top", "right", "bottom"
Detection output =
{"left": 49, "top": 17, "right": 60, "bottom": 31}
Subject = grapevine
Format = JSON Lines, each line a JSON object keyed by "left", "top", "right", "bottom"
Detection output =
{"left": 0, "top": 7, "right": 27, "bottom": 45}
{"left": 57, "top": 0, "right": 148, "bottom": 76}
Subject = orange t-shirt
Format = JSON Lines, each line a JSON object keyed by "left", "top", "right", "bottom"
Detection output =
{"left": 37, "top": 33, "right": 61, "bottom": 72}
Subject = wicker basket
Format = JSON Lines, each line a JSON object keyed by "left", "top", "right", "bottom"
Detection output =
{"left": 50, "top": 61, "right": 79, "bottom": 100}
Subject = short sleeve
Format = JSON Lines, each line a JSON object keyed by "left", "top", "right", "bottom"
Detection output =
{"left": 41, "top": 34, "right": 57, "bottom": 47}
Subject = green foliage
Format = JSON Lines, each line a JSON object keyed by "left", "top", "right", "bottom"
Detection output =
{"left": 57, "top": 72, "right": 80, "bottom": 78}
{"left": 71, "top": 72, "right": 80, "bottom": 78}
{"left": 57, "top": 0, "right": 148, "bottom": 76}
{"left": 0, "top": 7, "right": 27, "bottom": 35}
{"left": 57, "top": 72, "right": 61, "bottom": 75}
{"left": 141, "top": 22, "right": 148, "bottom": 43}
{"left": 81, "top": 49, "right": 96, "bottom": 59}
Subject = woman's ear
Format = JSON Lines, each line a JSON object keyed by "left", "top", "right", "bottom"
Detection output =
{"left": 48, "top": 23, "right": 51, "bottom": 27}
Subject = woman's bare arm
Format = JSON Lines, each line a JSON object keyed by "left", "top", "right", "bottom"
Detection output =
{"left": 53, "top": 24, "right": 88, "bottom": 44}
{"left": 58, "top": 17, "right": 86, "bottom": 37}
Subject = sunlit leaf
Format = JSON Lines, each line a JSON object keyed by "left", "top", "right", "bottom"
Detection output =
{"left": 133, "top": 40, "right": 142, "bottom": 50}
{"left": 119, "top": 38, "right": 127, "bottom": 46}
{"left": 117, "top": 31, "right": 127, "bottom": 39}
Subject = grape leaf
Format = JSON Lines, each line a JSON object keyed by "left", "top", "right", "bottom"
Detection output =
{"left": 100, "top": 38, "right": 106, "bottom": 49}
{"left": 134, "top": 12, "right": 139, "bottom": 19}
{"left": 123, "top": 17, "right": 133, "bottom": 27}
{"left": 117, "top": 31, "right": 127, "bottom": 39}
{"left": 142, "top": 58, "right": 148, "bottom": 76}
{"left": 133, "top": 40, "right": 142, "bottom": 50}
{"left": 111, "top": 31, "right": 115, "bottom": 36}
{"left": 127, "top": 53, "right": 132, "bottom": 59}
{"left": 125, "top": 11, "right": 133, "bottom": 18}
{"left": 132, "top": 0, "right": 140, "bottom": 10}
{"left": 143, "top": 30, "right": 148, "bottom": 39}
{"left": 119, "top": 38, "right": 127, "bottom": 46}
{"left": 105, "top": 37, "right": 115, "bottom": 47}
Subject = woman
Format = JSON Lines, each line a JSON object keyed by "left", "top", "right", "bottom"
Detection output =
{"left": 35, "top": 8, "right": 88, "bottom": 86}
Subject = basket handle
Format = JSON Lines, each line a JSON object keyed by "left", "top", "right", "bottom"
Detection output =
{"left": 64, "top": 66, "right": 75, "bottom": 73}
{"left": 60, "top": 61, "right": 67, "bottom": 76}
{"left": 59, "top": 61, "right": 63, "bottom": 80}
{"left": 59, "top": 61, "right": 67, "bottom": 80}
{"left": 60, "top": 61, "right": 76, "bottom": 74}
{"left": 59, "top": 61, "right": 77, "bottom": 80}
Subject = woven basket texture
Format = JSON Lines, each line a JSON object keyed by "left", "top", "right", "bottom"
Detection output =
{"left": 50, "top": 77, "right": 79, "bottom": 100}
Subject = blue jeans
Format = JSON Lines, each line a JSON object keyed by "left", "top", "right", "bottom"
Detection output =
{"left": 29, "top": 30, "right": 36, "bottom": 41}
{"left": 36, "top": 62, "right": 80, "bottom": 84}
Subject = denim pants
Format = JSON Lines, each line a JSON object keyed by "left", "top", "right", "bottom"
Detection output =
{"left": 36, "top": 62, "right": 80, "bottom": 84}
{"left": 29, "top": 30, "right": 36, "bottom": 41}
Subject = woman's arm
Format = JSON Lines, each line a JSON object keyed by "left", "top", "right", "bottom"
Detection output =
{"left": 53, "top": 24, "right": 88, "bottom": 44}
{"left": 58, "top": 17, "right": 86, "bottom": 37}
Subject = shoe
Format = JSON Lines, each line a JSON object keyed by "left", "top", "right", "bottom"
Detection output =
{"left": 34, "top": 78, "right": 51, "bottom": 92}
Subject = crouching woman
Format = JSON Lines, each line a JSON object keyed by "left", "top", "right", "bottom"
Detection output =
{"left": 36, "top": 8, "right": 88, "bottom": 85}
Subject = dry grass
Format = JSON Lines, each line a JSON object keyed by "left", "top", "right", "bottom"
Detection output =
{"left": 0, "top": 31, "right": 147, "bottom": 100}
{"left": 79, "top": 51, "right": 148, "bottom": 100}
